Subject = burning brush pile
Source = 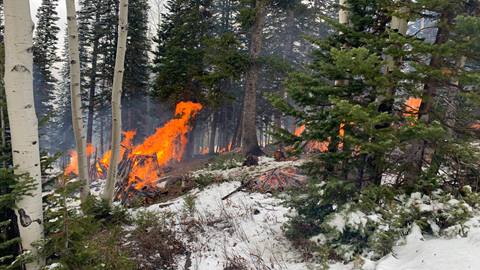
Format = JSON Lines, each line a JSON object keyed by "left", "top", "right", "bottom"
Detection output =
{"left": 64, "top": 101, "right": 203, "bottom": 204}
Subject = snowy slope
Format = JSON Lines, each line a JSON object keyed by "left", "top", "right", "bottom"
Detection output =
{"left": 119, "top": 156, "right": 480, "bottom": 269}
{"left": 375, "top": 224, "right": 480, "bottom": 270}
{"left": 135, "top": 181, "right": 314, "bottom": 270}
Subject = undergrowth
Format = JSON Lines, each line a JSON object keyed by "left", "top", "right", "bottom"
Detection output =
{"left": 284, "top": 181, "right": 480, "bottom": 265}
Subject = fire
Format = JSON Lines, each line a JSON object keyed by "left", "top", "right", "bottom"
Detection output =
{"left": 199, "top": 147, "right": 209, "bottom": 154}
{"left": 294, "top": 125, "right": 305, "bottom": 137}
{"left": 404, "top": 97, "right": 422, "bottom": 118}
{"left": 293, "top": 124, "right": 344, "bottom": 152}
{"left": 65, "top": 101, "right": 203, "bottom": 190}
{"left": 64, "top": 143, "right": 96, "bottom": 176}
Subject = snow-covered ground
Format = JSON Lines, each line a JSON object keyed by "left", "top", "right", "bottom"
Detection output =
{"left": 375, "top": 224, "right": 480, "bottom": 270}
{"left": 54, "top": 156, "right": 480, "bottom": 269}
{"left": 133, "top": 157, "right": 480, "bottom": 270}
{"left": 134, "top": 181, "right": 312, "bottom": 269}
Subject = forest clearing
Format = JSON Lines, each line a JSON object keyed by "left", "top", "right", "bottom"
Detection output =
{"left": 1, "top": 0, "right": 480, "bottom": 269}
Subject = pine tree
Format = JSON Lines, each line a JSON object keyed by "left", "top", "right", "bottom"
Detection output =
{"left": 51, "top": 33, "right": 74, "bottom": 156}
{"left": 33, "top": 0, "right": 60, "bottom": 150}
{"left": 276, "top": 0, "right": 480, "bottom": 254}
{"left": 151, "top": 0, "right": 212, "bottom": 104}
{"left": 123, "top": 0, "right": 150, "bottom": 137}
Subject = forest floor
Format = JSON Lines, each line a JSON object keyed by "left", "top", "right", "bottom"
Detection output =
{"left": 63, "top": 155, "right": 480, "bottom": 269}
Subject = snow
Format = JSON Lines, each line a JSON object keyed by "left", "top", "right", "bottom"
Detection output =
{"left": 193, "top": 156, "right": 305, "bottom": 180}
{"left": 376, "top": 225, "right": 480, "bottom": 270}
{"left": 135, "top": 181, "right": 314, "bottom": 270}
{"left": 55, "top": 157, "right": 480, "bottom": 270}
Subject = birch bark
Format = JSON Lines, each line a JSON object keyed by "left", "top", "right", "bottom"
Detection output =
{"left": 4, "top": 1, "right": 44, "bottom": 268}
{"left": 103, "top": 0, "right": 129, "bottom": 203}
{"left": 66, "top": 0, "right": 90, "bottom": 201}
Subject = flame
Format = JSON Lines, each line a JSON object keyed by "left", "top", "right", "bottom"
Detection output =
{"left": 404, "top": 97, "right": 422, "bottom": 118}
{"left": 293, "top": 124, "right": 345, "bottom": 152}
{"left": 64, "top": 143, "right": 96, "bottom": 176}
{"left": 294, "top": 125, "right": 305, "bottom": 137}
{"left": 66, "top": 101, "right": 203, "bottom": 190}
{"left": 199, "top": 147, "right": 209, "bottom": 155}
{"left": 96, "top": 131, "right": 136, "bottom": 174}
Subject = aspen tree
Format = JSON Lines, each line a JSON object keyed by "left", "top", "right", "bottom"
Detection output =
{"left": 4, "top": 0, "right": 44, "bottom": 268}
{"left": 66, "top": 0, "right": 90, "bottom": 201}
{"left": 103, "top": 0, "right": 129, "bottom": 203}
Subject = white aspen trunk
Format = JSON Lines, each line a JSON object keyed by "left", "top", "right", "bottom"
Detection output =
{"left": 335, "top": 0, "right": 348, "bottom": 87}
{"left": 66, "top": 0, "right": 90, "bottom": 201}
{"left": 4, "top": 1, "right": 44, "bottom": 268}
{"left": 103, "top": 0, "right": 129, "bottom": 203}
{"left": 339, "top": 0, "right": 348, "bottom": 25}
{"left": 391, "top": 7, "right": 409, "bottom": 35}
{"left": 386, "top": 7, "right": 408, "bottom": 72}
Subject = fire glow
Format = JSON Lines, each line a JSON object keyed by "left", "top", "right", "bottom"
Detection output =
{"left": 65, "top": 101, "right": 203, "bottom": 190}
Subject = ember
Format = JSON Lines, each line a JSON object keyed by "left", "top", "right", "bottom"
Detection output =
{"left": 65, "top": 101, "right": 203, "bottom": 192}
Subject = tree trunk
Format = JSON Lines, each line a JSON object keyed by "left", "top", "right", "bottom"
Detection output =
{"left": 209, "top": 112, "right": 218, "bottom": 154}
{"left": 86, "top": 35, "right": 100, "bottom": 144}
{"left": 445, "top": 56, "right": 466, "bottom": 135}
{"left": 241, "top": 0, "right": 266, "bottom": 156}
{"left": 339, "top": 0, "right": 348, "bottom": 25}
{"left": 404, "top": 11, "right": 452, "bottom": 184}
{"left": 100, "top": 115, "right": 104, "bottom": 155}
{"left": 4, "top": 1, "right": 44, "bottom": 268}
{"left": 66, "top": 0, "right": 89, "bottom": 201}
{"left": 103, "top": 0, "right": 129, "bottom": 204}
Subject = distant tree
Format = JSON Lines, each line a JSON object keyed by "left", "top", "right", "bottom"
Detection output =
{"left": 51, "top": 33, "right": 74, "bottom": 156}
{"left": 123, "top": 0, "right": 150, "bottom": 136}
{"left": 33, "top": 0, "right": 60, "bottom": 150}
{"left": 151, "top": 0, "right": 212, "bottom": 104}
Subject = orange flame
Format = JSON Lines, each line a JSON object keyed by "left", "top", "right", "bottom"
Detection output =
{"left": 404, "top": 97, "right": 422, "bottom": 118}
{"left": 65, "top": 101, "right": 203, "bottom": 190}
{"left": 199, "top": 147, "right": 209, "bottom": 155}
{"left": 294, "top": 125, "right": 305, "bottom": 137}
{"left": 293, "top": 124, "right": 344, "bottom": 152}
{"left": 64, "top": 143, "right": 96, "bottom": 176}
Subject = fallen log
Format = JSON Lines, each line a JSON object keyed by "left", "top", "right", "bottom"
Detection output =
{"left": 221, "top": 178, "right": 255, "bottom": 200}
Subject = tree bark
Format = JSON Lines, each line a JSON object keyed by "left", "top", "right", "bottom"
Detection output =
{"left": 209, "top": 111, "right": 218, "bottom": 154}
{"left": 66, "top": 0, "right": 89, "bottom": 201}
{"left": 103, "top": 0, "right": 129, "bottom": 204}
{"left": 445, "top": 56, "right": 466, "bottom": 135}
{"left": 4, "top": 1, "right": 44, "bottom": 268}
{"left": 241, "top": 0, "right": 266, "bottom": 156}
{"left": 86, "top": 20, "right": 100, "bottom": 145}
{"left": 404, "top": 11, "right": 452, "bottom": 184}
{"left": 339, "top": 0, "right": 348, "bottom": 25}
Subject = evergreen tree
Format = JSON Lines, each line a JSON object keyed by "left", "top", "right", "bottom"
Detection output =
{"left": 51, "top": 33, "right": 74, "bottom": 156}
{"left": 33, "top": 0, "right": 60, "bottom": 150}
{"left": 151, "top": 0, "right": 213, "bottom": 104}
{"left": 276, "top": 0, "right": 480, "bottom": 258}
{"left": 123, "top": 0, "right": 150, "bottom": 137}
